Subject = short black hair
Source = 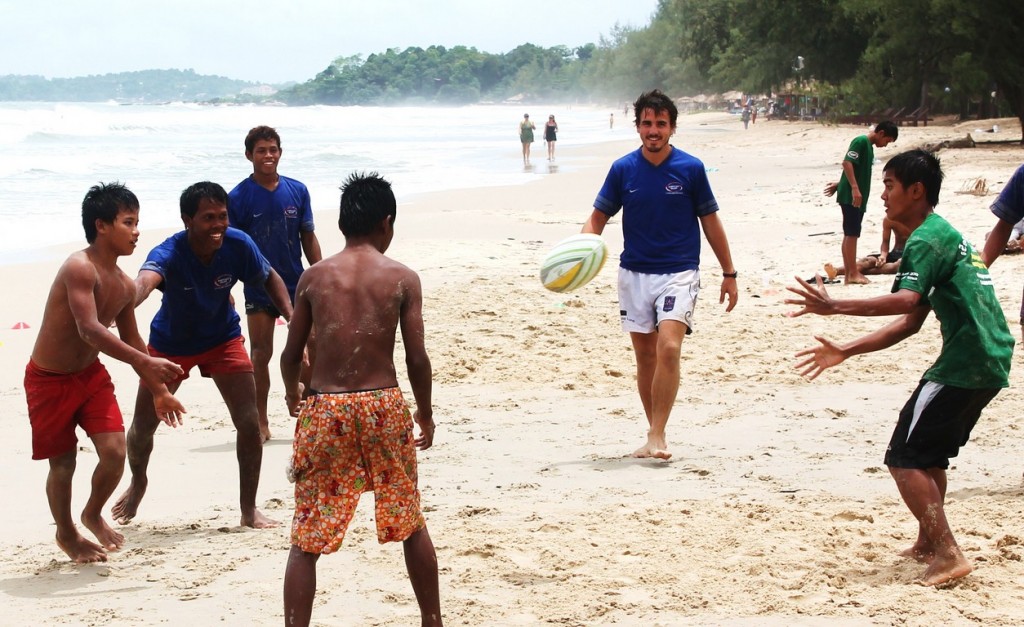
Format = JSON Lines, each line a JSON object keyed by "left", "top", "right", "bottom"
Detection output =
{"left": 634, "top": 90, "right": 678, "bottom": 128}
{"left": 244, "top": 125, "right": 281, "bottom": 153}
{"left": 338, "top": 172, "right": 396, "bottom": 237}
{"left": 180, "top": 181, "right": 229, "bottom": 218}
{"left": 81, "top": 182, "right": 139, "bottom": 243}
{"left": 883, "top": 150, "right": 943, "bottom": 207}
{"left": 875, "top": 120, "right": 899, "bottom": 141}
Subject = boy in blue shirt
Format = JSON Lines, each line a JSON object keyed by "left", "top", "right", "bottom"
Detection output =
{"left": 112, "top": 181, "right": 293, "bottom": 529}
{"left": 229, "top": 126, "right": 322, "bottom": 442}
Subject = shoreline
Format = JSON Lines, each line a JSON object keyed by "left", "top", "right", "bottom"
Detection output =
{"left": 2, "top": 112, "right": 1023, "bottom": 625}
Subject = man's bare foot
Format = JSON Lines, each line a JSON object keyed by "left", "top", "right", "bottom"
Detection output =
{"left": 632, "top": 437, "right": 672, "bottom": 460}
{"left": 81, "top": 512, "right": 125, "bottom": 551}
{"left": 56, "top": 531, "right": 108, "bottom": 563}
{"left": 111, "top": 481, "right": 147, "bottom": 525}
{"left": 845, "top": 274, "right": 871, "bottom": 285}
{"left": 241, "top": 509, "right": 281, "bottom": 529}
{"left": 824, "top": 263, "right": 839, "bottom": 280}
{"left": 917, "top": 551, "right": 972, "bottom": 586}
{"left": 899, "top": 544, "right": 935, "bottom": 564}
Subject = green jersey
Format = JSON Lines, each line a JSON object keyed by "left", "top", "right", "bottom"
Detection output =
{"left": 892, "top": 213, "right": 1013, "bottom": 388}
{"left": 836, "top": 135, "right": 873, "bottom": 211}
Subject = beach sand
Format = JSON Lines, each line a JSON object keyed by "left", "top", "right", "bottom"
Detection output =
{"left": 1, "top": 112, "right": 1022, "bottom": 625}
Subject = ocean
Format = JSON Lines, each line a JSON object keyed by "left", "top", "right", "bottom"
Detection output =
{"left": 0, "top": 101, "right": 623, "bottom": 263}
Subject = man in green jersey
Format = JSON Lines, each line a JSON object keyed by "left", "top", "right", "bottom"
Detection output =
{"left": 824, "top": 121, "right": 898, "bottom": 284}
{"left": 788, "top": 149, "right": 1013, "bottom": 587}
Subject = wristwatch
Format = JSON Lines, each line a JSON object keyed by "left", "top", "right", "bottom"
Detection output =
{"left": 723, "top": 271, "right": 738, "bottom": 279}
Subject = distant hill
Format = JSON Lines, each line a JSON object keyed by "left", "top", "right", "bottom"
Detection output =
{"left": 0, "top": 69, "right": 273, "bottom": 103}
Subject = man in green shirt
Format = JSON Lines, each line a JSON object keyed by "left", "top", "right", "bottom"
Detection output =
{"left": 789, "top": 149, "right": 1013, "bottom": 587}
{"left": 824, "top": 120, "right": 899, "bottom": 284}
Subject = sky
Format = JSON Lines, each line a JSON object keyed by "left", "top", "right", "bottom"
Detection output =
{"left": 1, "top": 0, "right": 660, "bottom": 84}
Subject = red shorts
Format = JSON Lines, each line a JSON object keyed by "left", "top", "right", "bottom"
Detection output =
{"left": 24, "top": 359, "right": 124, "bottom": 460}
{"left": 148, "top": 335, "right": 253, "bottom": 383}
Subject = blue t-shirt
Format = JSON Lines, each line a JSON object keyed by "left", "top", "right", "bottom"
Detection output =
{"left": 228, "top": 175, "right": 314, "bottom": 305}
{"left": 141, "top": 228, "right": 271, "bottom": 356}
{"left": 594, "top": 147, "right": 719, "bottom": 273}
{"left": 990, "top": 164, "right": 1024, "bottom": 224}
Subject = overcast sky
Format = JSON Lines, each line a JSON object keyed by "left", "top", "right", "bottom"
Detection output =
{"left": 1, "top": 0, "right": 659, "bottom": 84}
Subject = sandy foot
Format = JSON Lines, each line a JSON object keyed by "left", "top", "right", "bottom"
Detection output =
{"left": 56, "top": 532, "right": 108, "bottom": 564}
{"left": 81, "top": 513, "right": 125, "bottom": 551}
{"left": 242, "top": 509, "right": 281, "bottom": 529}
{"left": 111, "top": 481, "right": 147, "bottom": 525}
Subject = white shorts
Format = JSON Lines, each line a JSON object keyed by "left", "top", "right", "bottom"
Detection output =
{"left": 617, "top": 268, "right": 701, "bottom": 334}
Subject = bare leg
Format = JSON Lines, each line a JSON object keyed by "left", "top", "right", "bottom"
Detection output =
{"left": 48, "top": 450, "right": 108, "bottom": 563}
{"left": 629, "top": 320, "right": 687, "bottom": 460}
{"left": 80, "top": 432, "right": 126, "bottom": 551}
{"left": 898, "top": 467, "right": 946, "bottom": 563}
{"left": 246, "top": 311, "right": 277, "bottom": 443}
{"left": 842, "top": 236, "right": 870, "bottom": 284}
{"left": 889, "top": 466, "right": 972, "bottom": 586}
{"left": 283, "top": 545, "right": 320, "bottom": 627}
{"left": 112, "top": 380, "right": 174, "bottom": 524}
{"left": 404, "top": 527, "right": 443, "bottom": 627}
{"left": 213, "top": 371, "right": 279, "bottom": 528}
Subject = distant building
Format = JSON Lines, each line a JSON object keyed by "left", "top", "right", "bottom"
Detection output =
{"left": 240, "top": 85, "right": 277, "bottom": 97}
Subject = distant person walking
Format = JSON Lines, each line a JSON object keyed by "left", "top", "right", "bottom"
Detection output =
{"left": 544, "top": 115, "right": 558, "bottom": 161}
{"left": 823, "top": 120, "right": 898, "bottom": 284}
{"left": 519, "top": 114, "right": 535, "bottom": 166}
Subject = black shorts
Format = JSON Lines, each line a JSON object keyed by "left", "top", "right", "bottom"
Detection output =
{"left": 245, "top": 301, "right": 283, "bottom": 318}
{"left": 840, "top": 203, "right": 864, "bottom": 237}
{"left": 884, "top": 380, "right": 1000, "bottom": 469}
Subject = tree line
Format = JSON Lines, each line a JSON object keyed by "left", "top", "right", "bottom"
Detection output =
{"left": 277, "top": 0, "right": 1021, "bottom": 138}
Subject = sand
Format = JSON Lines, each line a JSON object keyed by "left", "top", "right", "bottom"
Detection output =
{"left": 1, "top": 112, "right": 1023, "bottom": 626}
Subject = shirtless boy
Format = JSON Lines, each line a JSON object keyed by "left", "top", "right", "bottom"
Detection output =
{"left": 112, "top": 181, "right": 292, "bottom": 529}
{"left": 25, "top": 183, "right": 184, "bottom": 563}
{"left": 281, "top": 172, "right": 441, "bottom": 626}
{"left": 787, "top": 150, "right": 1013, "bottom": 586}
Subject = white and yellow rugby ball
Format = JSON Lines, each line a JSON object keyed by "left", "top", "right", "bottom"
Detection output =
{"left": 540, "top": 233, "right": 608, "bottom": 293}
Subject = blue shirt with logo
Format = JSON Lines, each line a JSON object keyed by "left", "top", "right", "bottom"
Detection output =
{"left": 228, "top": 175, "right": 314, "bottom": 306}
{"left": 594, "top": 146, "right": 719, "bottom": 273}
{"left": 141, "top": 227, "right": 271, "bottom": 356}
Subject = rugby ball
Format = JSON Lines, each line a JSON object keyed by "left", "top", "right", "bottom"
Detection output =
{"left": 540, "top": 233, "right": 608, "bottom": 293}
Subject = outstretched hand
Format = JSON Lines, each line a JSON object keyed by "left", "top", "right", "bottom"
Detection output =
{"left": 795, "top": 335, "right": 847, "bottom": 380}
{"left": 823, "top": 181, "right": 838, "bottom": 197}
{"left": 154, "top": 393, "right": 186, "bottom": 428}
{"left": 785, "top": 275, "right": 835, "bottom": 318}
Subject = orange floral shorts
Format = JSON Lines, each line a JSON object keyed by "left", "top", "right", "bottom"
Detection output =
{"left": 290, "top": 387, "right": 425, "bottom": 554}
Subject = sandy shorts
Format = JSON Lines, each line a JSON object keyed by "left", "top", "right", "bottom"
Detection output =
{"left": 618, "top": 268, "right": 700, "bottom": 334}
{"left": 884, "top": 380, "right": 1000, "bottom": 470}
{"left": 148, "top": 335, "right": 252, "bottom": 383}
{"left": 24, "top": 359, "right": 124, "bottom": 460}
{"left": 290, "top": 387, "right": 424, "bottom": 554}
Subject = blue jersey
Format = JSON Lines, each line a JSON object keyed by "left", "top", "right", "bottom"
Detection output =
{"left": 990, "top": 164, "right": 1024, "bottom": 224}
{"left": 228, "top": 175, "right": 314, "bottom": 305}
{"left": 141, "top": 228, "right": 271, "bottom": 356}
{"left": 594, "top": 147, "right": 719, "bottom": 273}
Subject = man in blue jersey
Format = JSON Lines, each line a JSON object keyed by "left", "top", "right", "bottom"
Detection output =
{"left": 112, "top": 181, "right": 293, "bottom": 529}
{"left": 582, "top": 89, "right": 739, "bottom": 461}
{"left": 981, "top": 163, "right": 1024, "bottom": 338}
{"left": 229, "top": 126, "right": 322, "bottom": 443}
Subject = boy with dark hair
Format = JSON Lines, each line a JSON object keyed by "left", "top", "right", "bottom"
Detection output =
{"left": 112, "top": 181, "right": 293, "bottom": 529}
{"left": 788, "top": 149, "right": 1013, "bottom": 586}
{"left": 229, "top": 125, "right": 322, "bottom": 442}
{"left": 824, "top": 120, "right": 899, "bottom": 284}
{"left": 26, "top": 182, "right": 184, "bottom": 563}
{"left": 281, "top": 172, "right": 440, "bottom": 626}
